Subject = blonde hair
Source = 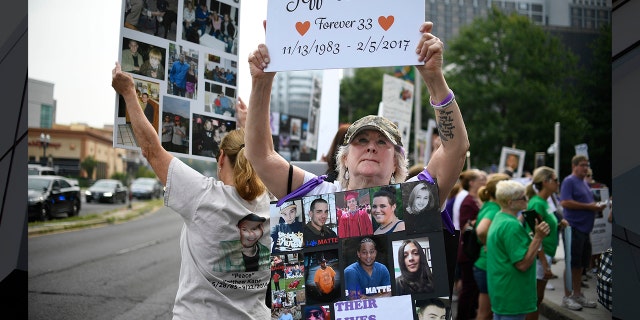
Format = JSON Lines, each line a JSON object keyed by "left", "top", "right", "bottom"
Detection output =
{"left": 495, "top": 180, "right": 525, "bottom": 208}
{"left": 219, "top": 129, "right": 266, "bottom": 201}
{"left": 525, "top": 166, "right": 556, "bottom": 198}
{"left": 478, "top": 173, "right": 511, "bottom": 202}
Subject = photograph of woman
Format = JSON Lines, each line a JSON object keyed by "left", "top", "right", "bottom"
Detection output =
{"left": 370, "top": 185, "right": 405, "bottom": 235}
{"left": 394, "top": 238, "right": 435, "bottom": 295}
{"left": 402, "top": 181, "right": 442, "bottom": 234}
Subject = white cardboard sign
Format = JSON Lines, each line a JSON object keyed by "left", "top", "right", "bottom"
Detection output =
{"left": 265, "top": 0, "right": 426, "bottom": 71}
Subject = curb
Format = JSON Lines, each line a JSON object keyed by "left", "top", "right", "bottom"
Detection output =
{"left": 540, "top": 299, "right": 585, "bottom": 320}
{"left": 28, "top": 202, "right": 163, "bottom": 237}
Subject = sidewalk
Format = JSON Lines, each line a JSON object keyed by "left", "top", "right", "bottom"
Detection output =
{"left": 28, "top": 201, "right": 163, "bottom": 237}
{"left": 539, "top": 238, "right": 612, "bottom": 320}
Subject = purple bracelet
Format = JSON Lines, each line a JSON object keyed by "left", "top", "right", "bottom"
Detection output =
{"left": 430, "top": 90, "right": 455, "bottom": 109}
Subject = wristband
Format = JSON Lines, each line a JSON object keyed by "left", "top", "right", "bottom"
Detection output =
{"left": 430, "top": 90, "right": 455, "bottom": 109}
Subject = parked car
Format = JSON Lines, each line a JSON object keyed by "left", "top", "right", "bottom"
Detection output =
{"left": 85, "top": 179, "right": 128, "bottom": 203}
{"left": 28, "top": 175, "right": 81, "bottom": 221}
{"left": 130, "top": 178, "right": 164, "bottom": 200}
{"left": 28, "top": 164, "right": 56, "bottom": 176}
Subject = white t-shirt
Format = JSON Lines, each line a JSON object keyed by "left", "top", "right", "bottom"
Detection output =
{"left": 165, "top": 158, "right": 272, "bottom": 319}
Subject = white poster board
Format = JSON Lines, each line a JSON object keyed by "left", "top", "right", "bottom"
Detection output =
{"left": 114, "top": 0, "right": 242, "bottom": 163}
{"left": 381, "top": 74, "right": 414, "bottom": 147}
{"left": 590, "top": 187, "right": 612, "bottom": 254}
{"left": 265, "top": 0, "right": 426, "bottom": 71}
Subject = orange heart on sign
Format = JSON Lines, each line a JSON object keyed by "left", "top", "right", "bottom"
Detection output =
{"left": 295, "top": 21, "right": 311, "bottom": 36}
{"left": 378, "top": 15, "right": 394, "bottom": 31}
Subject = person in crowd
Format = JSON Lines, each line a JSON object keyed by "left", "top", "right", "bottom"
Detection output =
{"left": 320, "top": 124, "right": 351, "bottom": 182}
{"left": 221, "top": 13, "right": 236, "bottom": 53}
{"left": 182, "top": 1, "right": 196, "bottom": 31}
{"left": 271, "top": 201, "right": 304, "bottom": 253}
{"left": 371, "top": 186, "right": 405, "bottom": 234}
{"left": 313, "top": 258, "right": 336, "bottom": 298}
{"left": 303, "top": 197, "right": 337, "bottom": 244}
{"left": 395, "top": 239, "right": 435, "bottom": 295}
{"left": 195, "top": 1, "right": 210, "bottom": 36}
{"left": 121, "top": 39, "right": 144, "bottom": 73}
{"left": 305, "top": 306, "right": 328, "bottom": 320}
{"left": 344, "top": 237, "right": 391, "bottom": 300}
{"left": 559, "top": 155, "right": 605, "bottom": 309}
{"left": 139, "top": 47, "right": 165, "bottom": 80}
{"left": 161, "top": 114, "right": 173, "bottom": 151}
{"left": 243, "top": 21, "right": 468, "bottom": 218}
{"left": 169, "top": 52, "right": 189, "bottom": 97}
{"left": 209, "top": 11, "right": 222, "bottom": 38}
{"left": 171, "top": 115, "right": 186, "bottom": 153}
{"left": 457, "top": 169, "right": 487, "bottom": 320}
{"left": 124, "top": 0, "right": 165, "bottom": 30}
{"left": 524, "top": 166, "right": 562, "bottom": 318}
{"left": 472, "top": 173, "right": 511, "bottom": 320}
{"left": 338, "top": 191, "right": 373, "bottom": 237}
{"left": 416, "top": 298, "right": 448, "bottom": 320}
{"left": 140, "top": 93, "right": 154, "bottom": 125}
{"left": 272, "top": 270, "right": 281, "bottom": 291}
{"left": 487, "top": 180, "right": 550, "bottom": 319}
{"left": 278, "top": 307, "right": 294, "bottom": 320}
{"left": 186, "top": 63, "right": 197, "bottom": 99}
{"left": 111, "top": 62, "right": 272, "bottom": 318}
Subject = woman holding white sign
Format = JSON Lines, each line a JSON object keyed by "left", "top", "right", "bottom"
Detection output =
{"left": 245, "top": 21, "right": 469, "bottom": 219}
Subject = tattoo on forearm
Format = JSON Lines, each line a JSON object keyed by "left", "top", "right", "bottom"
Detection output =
{"left": 437, "top": 109, "right": 456, "bottom": 142}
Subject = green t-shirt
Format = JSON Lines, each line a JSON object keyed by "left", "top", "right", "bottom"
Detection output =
{"left": 473, "top": 201, "right": 500, "bottom": 271}
{"left": 487, "top": 212, "right": 537, "bottom": 315}
{"left": 526, "top": 195, "right": 559, "bottom": 257}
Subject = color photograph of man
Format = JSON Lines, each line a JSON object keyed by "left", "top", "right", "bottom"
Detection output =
{"left": 342, "top": 237, "right": 391, "bottom": 300}
{"left": 271, "top": 201, "right": 304, "bottom": 253}
{"left": 216, "top": 213, "right": 270, "bottom": 272}
{"left": 303, "top": 196, "right": 338, "bottom": 247}
{"left": 305, "top": 251, "right": 340, "bottom": 304}
{"left": 337, "top": 190, "right": 373, "bottom": 238}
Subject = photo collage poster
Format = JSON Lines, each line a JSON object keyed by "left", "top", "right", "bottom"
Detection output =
{"left": 114, "top": 0, "right": 241, "bottom": 163}
{"left": 270, "top": 112, "right": 314, "bottom": 162}
{"left": 269, "top": 181, "right": 452, "bottom": 320}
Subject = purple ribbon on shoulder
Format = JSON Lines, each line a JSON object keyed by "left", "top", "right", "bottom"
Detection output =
{"left": 276, "top": 175, "right": 328, "bottom": 207}
{"left": 417, "top": 168, "right": 455, "bottom": 235}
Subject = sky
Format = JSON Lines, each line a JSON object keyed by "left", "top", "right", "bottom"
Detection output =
{"left": 29, "top": 0, "right": 267, "bottom": 128}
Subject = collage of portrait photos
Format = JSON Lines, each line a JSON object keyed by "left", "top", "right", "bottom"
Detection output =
{"left": 269, "top": 181, "right": 452, "bottom": 320}
{"left": 115, "top": 0, "right": 240, "bottom": 162}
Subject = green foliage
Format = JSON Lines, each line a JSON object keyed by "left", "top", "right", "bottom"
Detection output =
{"left": 445, "top": 7, "right": 589, "bottom": 174}
{"left": 135, "top": 165, "right": 157, "bottom": 179}
{"left": 110, "top": 172, "right": 128, "bottom": 185}
{"left": 80, "top": 155, "right": 97, "bottom": 179}
{"left": 339, "top": 67, "right": 389, "bottom": 123}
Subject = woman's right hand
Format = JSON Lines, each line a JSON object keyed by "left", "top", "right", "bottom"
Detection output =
{"left": 248, "top": 44, "right": 276, "bottom": 81}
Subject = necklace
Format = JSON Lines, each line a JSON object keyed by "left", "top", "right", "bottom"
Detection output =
{"left": 379, "top": 218, "right": 397, "bottom": 230}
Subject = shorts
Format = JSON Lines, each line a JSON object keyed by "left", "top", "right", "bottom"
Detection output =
{"left": 570, "top": 229, "right": 592, "bottom": 269}
{"left": 536, "top": 254, "right": 552, "bottom": 280}
{"left": 473, "top": 266, "right": 488, "bottom": 294}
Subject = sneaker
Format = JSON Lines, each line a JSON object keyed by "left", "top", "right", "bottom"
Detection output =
{"left": 573, "top": 294, "right": 597, "bottom": 308}
{"left": 545, "top": 283, "right": 555, "bottom": 290}
{"left": 562, "top": 296, "right": 583, "bottom": 311}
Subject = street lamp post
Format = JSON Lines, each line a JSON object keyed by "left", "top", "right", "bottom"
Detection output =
{"left": 40, "top": 133, "right": 50, "bottom": 166}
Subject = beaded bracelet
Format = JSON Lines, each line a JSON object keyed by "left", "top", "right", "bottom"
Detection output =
{"left": 430, "top": 90, "right": 456, "bottom": 109}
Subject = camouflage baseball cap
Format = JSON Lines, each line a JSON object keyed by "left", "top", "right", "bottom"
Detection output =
{"left": 343, "top": 115, "right": 403, "bottom": 147}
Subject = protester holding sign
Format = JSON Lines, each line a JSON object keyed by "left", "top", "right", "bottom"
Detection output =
{"left": 111, "top": 63, "right": 272, "bottom": 319}
{"left": 245, "top": 20, "right": 469, "bottom": 218}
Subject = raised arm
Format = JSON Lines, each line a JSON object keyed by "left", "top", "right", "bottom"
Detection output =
{"left": 111, "top": 62, "right": 173, "bottom": 185}
{"left": 244, "top": 44, "right": 307, "bottom": 199}
{"left": 417, "top": 22, "right": 470, "bottom": 208}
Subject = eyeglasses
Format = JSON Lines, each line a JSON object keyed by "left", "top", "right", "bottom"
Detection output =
{"left": 549, "top": 177, "right": 559, "bottom": 183}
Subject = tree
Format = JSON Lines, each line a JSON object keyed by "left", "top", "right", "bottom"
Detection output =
{"left": 444, "top": 7, "right": 589, "bottom": 173}
{"left": 339, "top": 67, "right": 388, "bottom": 124}
{"left": 80, "top": 155, "right": 97, "bottom": 180}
